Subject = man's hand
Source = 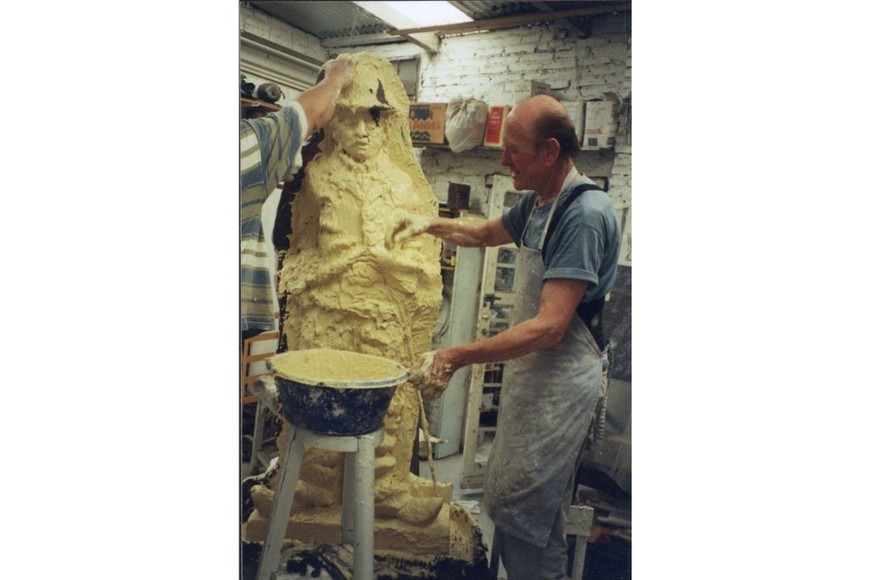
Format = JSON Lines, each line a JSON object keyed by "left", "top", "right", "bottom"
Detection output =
{"left": 300, "top": 57, "right": 355, "bottom": 136}
{"left": 386, "top": 211, "right": 432, "bottom": 249}
{"left": 321, "top": 57, "right": 354, "bottom": 92}
{"left": 408, "top": 350, "right": 457, "bottom": 400}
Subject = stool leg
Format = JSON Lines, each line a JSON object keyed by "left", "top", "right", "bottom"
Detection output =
{"left": 247, "top": 400, "right": 267, "bottom": 477}
{"left": 340, "top": 451, "right": 355, "bottom": 545}
{"left": 256, "top": 426, "right": 303, "bottom": 580}
{"left": 353, "top": 432, "right": 378, "bottom": 580}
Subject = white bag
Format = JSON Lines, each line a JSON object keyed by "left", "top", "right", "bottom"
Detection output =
{"left": 445, "top": 97, "right": 489, "bottom": 153}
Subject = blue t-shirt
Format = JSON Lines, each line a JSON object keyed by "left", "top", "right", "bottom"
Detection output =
{"left": 500, "top": 174, "right": 621, "bottom": 302}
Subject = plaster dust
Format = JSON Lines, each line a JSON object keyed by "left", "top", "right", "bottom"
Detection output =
{"left": 244, "top": 52, "right": 481, "bottom": 563}
{"left": 269, "top": 348, "right": 406, "bottom": 385}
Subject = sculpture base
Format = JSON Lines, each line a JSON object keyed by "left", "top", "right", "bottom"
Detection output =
{"left": 241, "top": 505, "right": 489, "bottom": 580}
{"left": 243, "top": 501, "right": 450, "bottom": 556}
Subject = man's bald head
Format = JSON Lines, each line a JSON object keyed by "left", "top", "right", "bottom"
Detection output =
{"left": 509, "top": 94, "right": 580, "bottom": 160}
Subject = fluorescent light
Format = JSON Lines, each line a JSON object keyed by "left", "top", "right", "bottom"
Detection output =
{"left": 380, "top": 1, "right": 472, "bottom": 27}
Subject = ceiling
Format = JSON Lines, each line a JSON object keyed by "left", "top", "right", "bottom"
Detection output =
{"left": 245, "top": 1, "right": 631, "bottom": 53}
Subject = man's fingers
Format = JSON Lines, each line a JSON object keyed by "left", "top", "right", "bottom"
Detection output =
{"left": 389, "top": 215, "right": 430, "bottom": 249}
{"left": 407, "top": 351, "right": 454, "bottom": 401}
{"left": 385, "top": 214, "right": 425, "bottom": 249}
{"left": 385, "top": 220, "right": 405, "bottom": 249}
{"left": 391, "top": 225, "right": 414, "bottom": 248}
{"left": 322, "top": 57, "right": 354, "bottom": 89}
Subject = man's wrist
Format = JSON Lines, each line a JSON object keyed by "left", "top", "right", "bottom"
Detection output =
{"left": 442, "top": 346, "right": 467, "bottom": 369}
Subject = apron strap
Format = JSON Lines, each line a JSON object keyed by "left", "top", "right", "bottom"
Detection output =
{"left": 542, "top": 182, "right": 609, "bottom": 351}
{"left": 541, "top": 183, "right": 603, "bottom": 256}
{"left": 578, "top": 296, "right": 607, "bottom": 351}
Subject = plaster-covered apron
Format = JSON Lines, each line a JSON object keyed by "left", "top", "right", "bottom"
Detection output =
{"left": 482, "top": 185, "right": 604, "bottom": 547}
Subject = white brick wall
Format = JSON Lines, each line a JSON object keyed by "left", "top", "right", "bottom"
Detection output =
{"left": 245, "top": 7, "right": 631, "bottom": 257}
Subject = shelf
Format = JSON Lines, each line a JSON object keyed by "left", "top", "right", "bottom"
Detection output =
{"left": 241, "top": 97, "right": 281, "bottom": 118}
{"left": 413, "top": 142, "right": 450, "bottom": 150}
{"left": 413, "top": 143, "right": 504, "bottom": 152}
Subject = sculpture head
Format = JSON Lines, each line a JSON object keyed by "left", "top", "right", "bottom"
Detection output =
{"left": 320, "top": 52, "right": 411, "bottom": 162}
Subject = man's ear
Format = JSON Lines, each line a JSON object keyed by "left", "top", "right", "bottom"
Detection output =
{"left": 543, "top": 137, "right": 561, "bottom": 165}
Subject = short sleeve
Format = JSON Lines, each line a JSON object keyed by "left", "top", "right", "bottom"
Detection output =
{"left": 500, "top": 192, "right": 536, "bottom": 246}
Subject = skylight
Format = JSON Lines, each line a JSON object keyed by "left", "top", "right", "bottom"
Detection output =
{"left": 380, "top": 1, "right": 473, "bottom": 27}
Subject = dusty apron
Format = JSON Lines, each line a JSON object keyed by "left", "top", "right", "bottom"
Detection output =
{"left": 483, "top": 185, "right": 605, "bottom": 548}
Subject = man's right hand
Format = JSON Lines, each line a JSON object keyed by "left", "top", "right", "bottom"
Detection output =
{"left": 300, "top": 56, "right": 355, "bottom": 137}
{"left": 321, "top": 57, "right": 354, "bottom": 92}
{"left": 385, "top": 211, "right": 432, "bottom": 249}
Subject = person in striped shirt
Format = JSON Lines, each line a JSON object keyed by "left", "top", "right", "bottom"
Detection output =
{"left": 240, "top": 57, "right": 354, "bottom": 337}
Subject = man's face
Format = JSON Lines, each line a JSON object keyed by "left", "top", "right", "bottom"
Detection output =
{"left": 332, "top": 107, "right": 386, "bottom": 161}
{"left": 500, "top": 115, "right": 546, "bottom": 191}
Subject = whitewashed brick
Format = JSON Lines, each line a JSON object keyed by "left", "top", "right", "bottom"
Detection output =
{"left": 469, "top": 43, "right": 507, "bottom": 58}
{"left": 503, "top": 41, "right": 540, "bottom": 55}
{"left": 520, "top": 52, "right": 558, "bottom": 67}
{"left": 612, "top": 156, "right": 632, "bottom": 174}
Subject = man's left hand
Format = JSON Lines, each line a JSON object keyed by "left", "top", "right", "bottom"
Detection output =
{"left": 408, "top": 350, "right": 457, "bottom": 400}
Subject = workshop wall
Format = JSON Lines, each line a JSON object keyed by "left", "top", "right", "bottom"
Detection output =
{"left": 337, "top": 14, "right": 632, "bottom": 264}
{"left": 242, "top": 7, "right": 632, "bottom": 263}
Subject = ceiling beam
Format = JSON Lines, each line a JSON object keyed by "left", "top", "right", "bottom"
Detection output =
{"left": 352, "top": 1, "right": 441, "bottom": 55}
{"left": 387, "top": 3, "right": 631, "bottom": 36}
{"left": 322, "top": 33, "right": 411, "bottom": 50}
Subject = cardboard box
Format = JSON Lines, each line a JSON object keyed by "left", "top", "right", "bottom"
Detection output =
{"left": 409, "top": 103, "right": 447, "bottom": 145}
{"left": 514, "top": 80, "right": 553, "bottom": 101}
{"left": 561, "top": 100, "right": 586, "bottom": 145}
{"left": 484, "top": 105, "right": 511, "bottom": 147}
{"left": 582, "top": 99, "right": 618, "bottom": 150}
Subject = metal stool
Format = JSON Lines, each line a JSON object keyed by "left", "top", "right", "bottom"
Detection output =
{"left": 256, "top": 426, "right": 384, "bottom": 580}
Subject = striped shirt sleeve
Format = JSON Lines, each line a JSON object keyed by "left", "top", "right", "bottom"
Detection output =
{"left": 239, "top": 103, "right": 308, "bottom": 332}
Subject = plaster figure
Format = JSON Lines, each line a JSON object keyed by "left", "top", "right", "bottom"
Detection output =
{"left": 250, "top": 52, "right": 450, "bottom": 553}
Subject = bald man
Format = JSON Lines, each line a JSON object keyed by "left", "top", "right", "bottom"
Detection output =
{"left": 388, "top": 94, "right": 621, "bottom": 579}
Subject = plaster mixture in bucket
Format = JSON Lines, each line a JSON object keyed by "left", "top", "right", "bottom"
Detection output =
{"left": 270, "top": 348, "right": 406, "bottom": 385}
{"left": 242, "top": 51, "right": 484, "bottom": 569}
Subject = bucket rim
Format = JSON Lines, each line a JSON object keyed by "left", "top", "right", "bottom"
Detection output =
{"left": 268, "top": 348, "right": 409, "bottom": 389}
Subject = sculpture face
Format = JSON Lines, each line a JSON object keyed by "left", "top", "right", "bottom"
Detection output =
{"left": 333, "top": 107, "right": 388, "bottom": 162}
